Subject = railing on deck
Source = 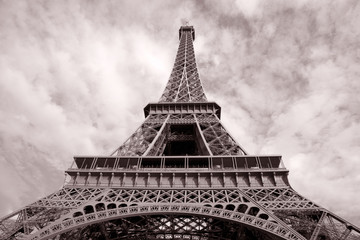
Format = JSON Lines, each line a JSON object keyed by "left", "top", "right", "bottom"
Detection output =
{"left": 69, "top": 155, "right": 285, "bottom": 171}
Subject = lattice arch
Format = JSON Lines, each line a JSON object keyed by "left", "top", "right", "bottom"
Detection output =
{"left": 28, "top": 204, "right": 305, "bottom": 240}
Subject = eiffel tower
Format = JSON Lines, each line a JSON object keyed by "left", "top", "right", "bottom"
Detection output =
{"left": 1, "top": 25, "right": 360, "bottom": 240}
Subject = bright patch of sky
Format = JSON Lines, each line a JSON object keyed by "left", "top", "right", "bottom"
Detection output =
{"left": 0, "top": 0, "right": 359, "bottom": 226}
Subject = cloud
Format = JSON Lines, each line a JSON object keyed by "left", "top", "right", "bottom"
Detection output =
{"left": 234, "top": 0, "right": 260, "bottom": 17}
{"left": 0, "top": 0, "right": 359, "bottom": 228}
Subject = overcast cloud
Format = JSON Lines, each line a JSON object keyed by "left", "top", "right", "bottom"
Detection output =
{"left": 0, "top": 0, "right": 359, "bottom": 226}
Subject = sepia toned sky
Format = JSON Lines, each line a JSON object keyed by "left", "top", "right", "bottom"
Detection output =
{"left": 1, "top": 0, "right": 360, "bottom": 226}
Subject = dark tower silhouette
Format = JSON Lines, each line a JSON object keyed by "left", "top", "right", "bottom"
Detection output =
{"left": 1, "top": 25, "right": 359, "bottom": 240}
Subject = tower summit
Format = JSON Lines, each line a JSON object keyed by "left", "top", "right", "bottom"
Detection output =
{"left": 1, "top": 25, "right": 360, "bottom": 240}
{"left": 179, "top": 25, "right": 195, "bottom": 41}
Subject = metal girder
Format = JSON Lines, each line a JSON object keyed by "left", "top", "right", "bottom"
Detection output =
{"left": 197, "top": 114, "right": 246, "bottom": 155}
{"left": 243, "top": 188, "right": 319, "bottom": 210}
{"left": 111, "top": 115, "right": 164, "bottom": 156}
{"left": 112, "top": 113, "right": 246, "bottom": 157}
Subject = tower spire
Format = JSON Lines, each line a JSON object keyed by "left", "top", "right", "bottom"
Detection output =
{"left": 160, "top": 25, "right": 206, "bottom": 102}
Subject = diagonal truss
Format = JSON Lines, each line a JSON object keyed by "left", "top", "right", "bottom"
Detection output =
{"left": 112, "top": 113, "right": 246, "bottom": 156}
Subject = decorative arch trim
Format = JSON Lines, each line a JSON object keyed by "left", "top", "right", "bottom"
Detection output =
{"left": 28, "top": 204, "right": 305, "bottom": 240}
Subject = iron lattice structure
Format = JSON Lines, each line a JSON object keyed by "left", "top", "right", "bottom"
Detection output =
{"left": 1, "top": 25, "right": 359, "bottom": 240}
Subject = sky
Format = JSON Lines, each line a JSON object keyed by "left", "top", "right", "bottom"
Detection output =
{"left": 0, "top": 0, "right": 360, "bottom": 226}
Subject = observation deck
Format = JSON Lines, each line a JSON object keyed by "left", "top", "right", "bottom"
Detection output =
{"left": 144, "top": 102, "right": 221, "bottom": 118}
{"left": 65, "top": 155, "right": 289, "bottom": 189}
